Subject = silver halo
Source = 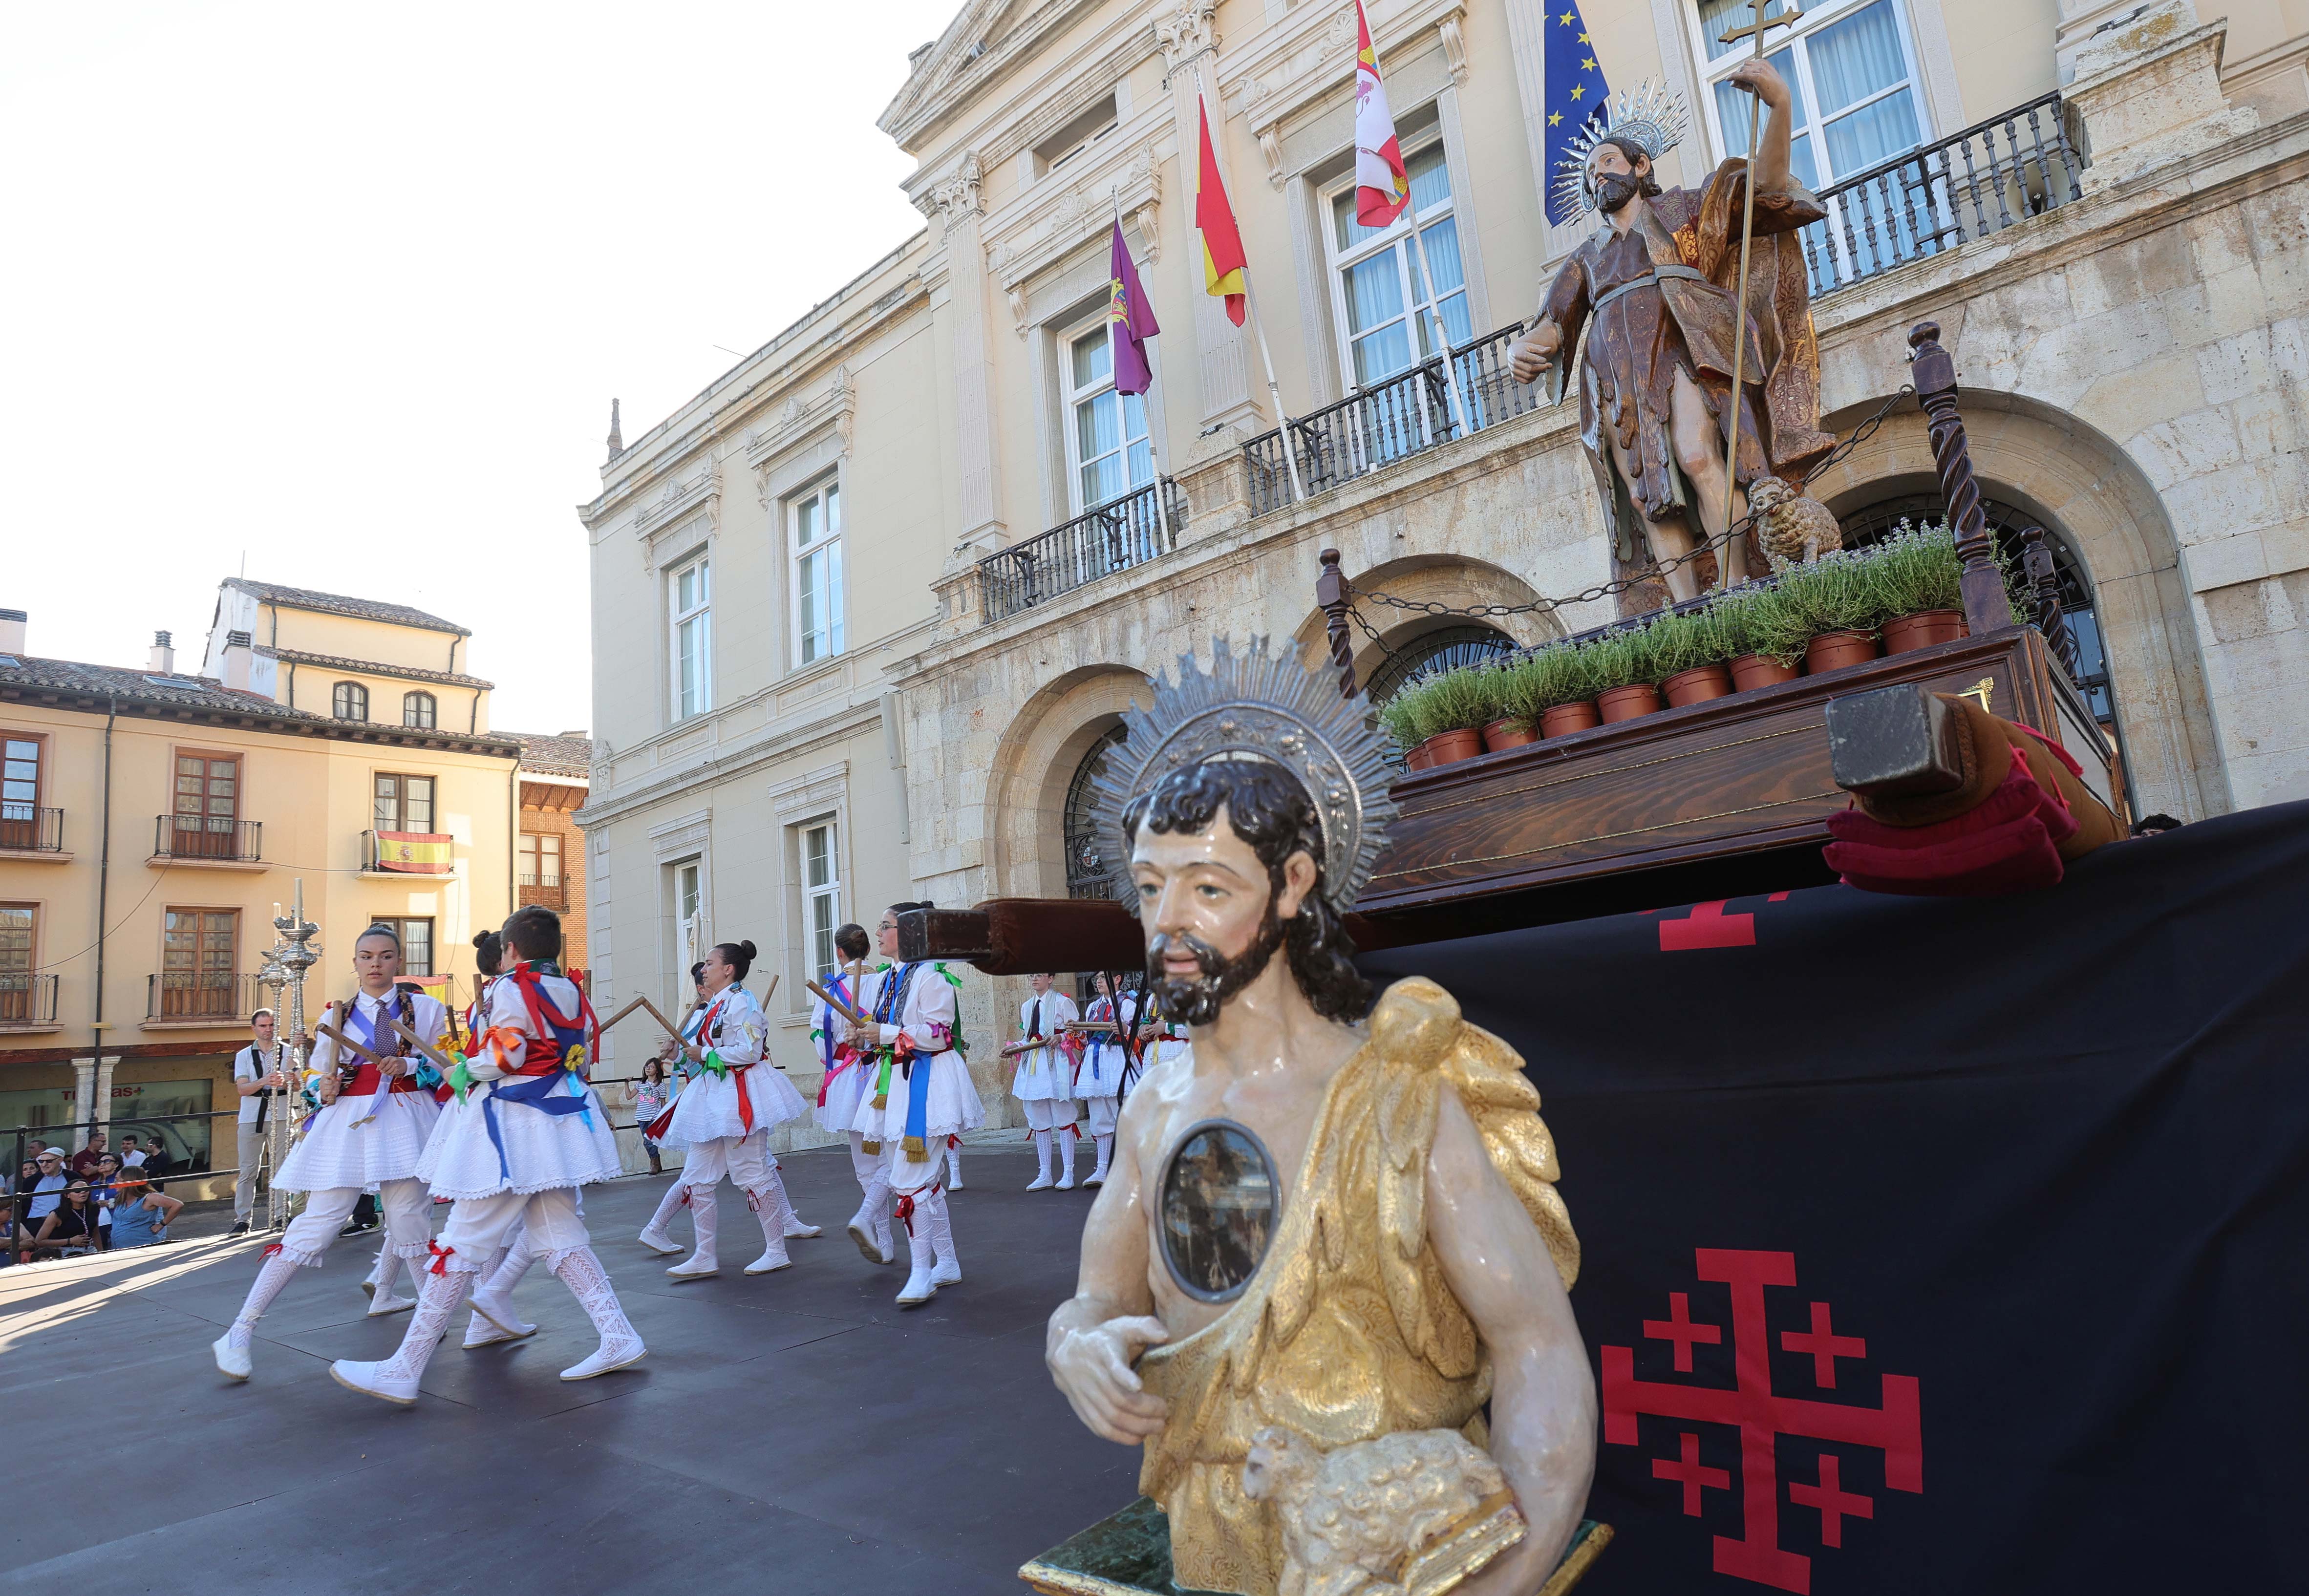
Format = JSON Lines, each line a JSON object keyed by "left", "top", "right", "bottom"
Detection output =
{"left": 1552, "top": 79, "right": 1691, "bottom": 219}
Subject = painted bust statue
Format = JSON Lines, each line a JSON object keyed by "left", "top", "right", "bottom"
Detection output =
{"left": 1043, "top": 639, "right": 1599, "bottom": 1596}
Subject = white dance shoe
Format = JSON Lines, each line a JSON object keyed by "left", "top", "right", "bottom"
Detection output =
{"left": 848, "top": 1212, "right": 895, "bottom": 1264}
{"left": 559, "top": 1336, "right": 647, "bottom": 1382}
{"left": 467, "top": 1286, "right": 536, "bottom": 1341}
{"left": 213, "top": 1328, "right": 253, "bottom": 1381}
{"left": 666, "top": 1252, "right": 718, "bottom": 1280}
{"left": 930, "top": 1253, "right": 962, "bottom": 1288}
{"left": 330, "top": 1359, "right": 420, "bottom": 1406}
{"left": 364, "top": 1292, "right": 416, "bottom": 1318}
{"left": 896, "top": 1261, "right": 939, "bottom": 1307}
{"left": 1026, "top": 1173, "right": 1054, "bottom": 1192}
{"left": 745, "top": 1244, "right": 791, "bottom": 1276}
{"left": 636, "top": 1225, "right": 684, "bottom": 1256}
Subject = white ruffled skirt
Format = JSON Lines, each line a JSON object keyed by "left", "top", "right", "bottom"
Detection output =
{"left": 662, "top": 1064, "right": 810, "bottom": 1148}
{"left": 814, "top": 1054, "right": 870, "bottom": 1133}
{"left": 414, "top": 1077, "right": 623, "bottom": 1199}
{"left": 847, "top": 1050, "right": 984, "bottom": 1144}
{"left": 1075, "top": 1042, "right": 1128, "bottom": 1101}
{"left": 278, "top": 1090, "right": 441, "bottom": 1192}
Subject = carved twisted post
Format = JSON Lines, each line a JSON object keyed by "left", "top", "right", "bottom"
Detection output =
{"left": 1907, "top": 321, "right": 2008, "bottom": 635}
{"left": 2021, "top": 526, "right": 2081, "bottom": 681}
{"left": 1316, "top": 549, "right": 1359, "bottom": 701}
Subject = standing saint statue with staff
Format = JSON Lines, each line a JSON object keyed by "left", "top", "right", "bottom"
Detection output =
{"left": 1510, "top": 19, "right": 1838, "bottom": 610}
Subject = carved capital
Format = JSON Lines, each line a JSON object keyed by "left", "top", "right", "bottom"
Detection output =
{"left": 1157, "top": 0, "right": 1218, "bottom": 68}
{"left": 1439, "top": 13, "right": 1469, "bottom": 83}
{"left": 931, "top": 153, "right": 984, "bottom": 221}
{"left": 1258, "top": 125, "right": 1285, "bottom": 190}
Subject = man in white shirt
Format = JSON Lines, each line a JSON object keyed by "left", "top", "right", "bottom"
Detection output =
{"left": 230, "top": 1009, "right": 292, "bottom": 1236}
{"left": 1008, "top": 972, "right": 1081, "bottom": 1191}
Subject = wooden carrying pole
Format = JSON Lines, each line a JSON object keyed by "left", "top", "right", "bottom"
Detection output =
{"left": 1907, "top": 319, "right": 2011, "bottom": 636}
{"left": 1715, "top": 1, "right": 1802, "bottom": 575}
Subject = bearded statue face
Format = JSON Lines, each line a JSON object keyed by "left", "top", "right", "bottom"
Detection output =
{"left": 1587, "top": 141, "right": 1654, "bottom": 214}
{"left": 1130, "top": 800, "right": 1305, "bottom": 1026}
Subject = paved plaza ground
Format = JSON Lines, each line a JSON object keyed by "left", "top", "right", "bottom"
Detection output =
{"left": 0, "top": 1145, "right": 1137, "bottom": 1594}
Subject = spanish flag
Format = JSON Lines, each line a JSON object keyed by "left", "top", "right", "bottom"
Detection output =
{"left": 1195, "top": 94, "right": 1247, "bottom": 327}
{"left": 375, "top": 830, "right": 453, "bottom": 873}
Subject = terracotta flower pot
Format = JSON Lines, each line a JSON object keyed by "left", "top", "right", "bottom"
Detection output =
{"left": 1596, "top": 683, "right": 1665, "bottom": 723}
{"left": 1881, "top": 608, "right": 1969, "bottom": 654}
{"left": 1661, "top": 663, "right": 1735, "bottom": 708}
{"left": 1805, "top": 630, "right": 1881, "bottom": 675}
{"left": 1729, "top": 654, "right": 1801, "bottom": 692}
{"left": 1402, "top": 740, "right": 1432, "bottom": 771}
{"left": 1481, "top": 717, "right": 1539, "bottom": 752}
{"left": 1539, "top": 701, "right": 1602, "bottom": 738}
{"left": 1424, "top": 727, "right": 1485, "bottom": 767}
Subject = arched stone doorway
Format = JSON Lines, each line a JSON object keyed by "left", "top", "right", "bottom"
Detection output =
{"left": 1809, "top": 389, "right": 2225, "bottom": 820}
{"left": 983, "top": 665, "right": 1153, "bottom": 903}
{"left": 1290, "top": 554, "right": 1565, "bottom": 697}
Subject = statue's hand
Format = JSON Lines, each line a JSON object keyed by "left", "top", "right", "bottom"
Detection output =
{"left": 1509, "top": 322, "right": 1562, "bottom": 384}
{"left": 1049, "top": 1314, "right": 1172, "bottom": 1444}
{"left": 1728, "top": 56, "right": 1792, "bottom": 111}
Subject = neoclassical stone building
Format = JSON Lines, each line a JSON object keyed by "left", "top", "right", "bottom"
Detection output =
{"left": 581, "top": 0, "right": 2309, "bottom": 1121}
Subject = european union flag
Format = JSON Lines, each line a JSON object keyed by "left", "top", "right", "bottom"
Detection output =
{"left": 1542, "top": 1, "right": 1611, "bottom": 225}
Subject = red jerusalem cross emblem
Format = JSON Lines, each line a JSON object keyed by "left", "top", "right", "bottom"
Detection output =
{"left": 1603, "top": 1249, "right": 1923, "bottom": 1593}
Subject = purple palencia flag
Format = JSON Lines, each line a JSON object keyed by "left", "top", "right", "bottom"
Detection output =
{"left": 1108, "top": 218, "right": 1159, "bottom": 396}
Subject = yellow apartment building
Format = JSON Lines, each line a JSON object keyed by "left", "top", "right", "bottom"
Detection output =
{"left": 0, "top": 585, "right": 518, "bottom": 1195}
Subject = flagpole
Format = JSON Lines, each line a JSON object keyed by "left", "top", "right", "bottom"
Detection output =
{"left": 1404, "top": 180, "right": 1474, "bottom": 444}
{"left": 1196, "top": 63, "right": 1306, "bottom": 506}
{"left": 1113, "top": 188, "right": 1175, "bottom": 552}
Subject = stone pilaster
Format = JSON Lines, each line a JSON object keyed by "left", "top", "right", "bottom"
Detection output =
{"left": 934, "top": 155, "right": 1007, "bottom": 554}
{"left": 70, "top": 1056, "right": 97, "bottom": 1140}
{"left": 1158, "top": 2, "right": 1263, "bottom": 440}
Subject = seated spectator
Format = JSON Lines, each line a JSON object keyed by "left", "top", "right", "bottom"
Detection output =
{"left": 69, "top": 1131, "right": 109, "bottom": 1181}
{"left": 89, "top": 1153, "right": 124, "bottom": 1249}
{"left": 21, "top": 1180, "right": 99, "bottom": 1261}
{"left": 105, "top": 1170, "right": 180, "bottom": 1250}
{"left": 12, "top": 1148, "right": 68, "bottom": 1253}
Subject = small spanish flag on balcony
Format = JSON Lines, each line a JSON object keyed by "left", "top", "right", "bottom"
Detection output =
{"left": 1195, "top": 93, "right": 1247, "bottom": 327}
{"left": 375, "top": 831, "right": 453, "bottom": 873}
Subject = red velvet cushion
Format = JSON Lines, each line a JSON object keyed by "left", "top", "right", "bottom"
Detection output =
{"left": 1825, "top": 746, "right": 2080, "bottom": 896}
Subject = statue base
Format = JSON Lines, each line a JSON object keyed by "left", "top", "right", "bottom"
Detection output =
{"left": 1017, "top": 1495, "right": 1613, "bottom": 1596}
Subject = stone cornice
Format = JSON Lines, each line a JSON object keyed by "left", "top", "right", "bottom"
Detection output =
{"left": 745, "top": 364, "right": 855, "bottom": 478}
{"left": 985, "top": 136, "right": 1164, "bottom": 321}
{"left": 576, "top": 699, "right": 882, "bottom": 830}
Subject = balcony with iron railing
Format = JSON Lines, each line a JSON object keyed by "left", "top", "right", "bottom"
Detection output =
{"left": 1241, "top": 93, "right": 2087, "bottom": 519}
{"left": 146, "top": 971, "right": 265, "bottom": 1026}
{"left": 519, "top": 872, "right": 566, "bottom": 909}
{"left": 0, "top": 973, "right": 61, "bottom": 1030}
{"left": 151, "top": 814, "right": 263, "bottom": 866}
{"left": 977, "top": 476, "right": 1187, "bottom": 626}
{"left": 0, "top": 803, "right": 64, "bottom": 856}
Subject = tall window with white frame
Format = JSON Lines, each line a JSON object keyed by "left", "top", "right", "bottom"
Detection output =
{"left": 1063, "top": 322, "right": 1154, "bottom": 514}
{"left": 1325, "top": 136, "right": 1472, "bottom": 391}
{"left": 674, "top": 858, "right": 703, "bottom": 974}
{"left": 670, "top": 555, "right": 712, "bottom": 721}
{"left": 1693, "top": 0, "right": 1927, "bottom": 277}
{"left": 790, "top": 483, "right": 844, "bottom": 668}
{"left": 801, "top": 819, "right": 840, "bottom": 983}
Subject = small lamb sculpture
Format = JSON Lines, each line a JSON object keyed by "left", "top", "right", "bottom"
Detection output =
{"left": 1241, "top": 1424, "right": 1524, "bottom": 1596}
{"left": 1748, "top": 476, "right": 1843, "bottom": 571}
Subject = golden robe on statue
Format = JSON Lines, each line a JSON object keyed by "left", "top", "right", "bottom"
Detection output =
{"left": 1539, "top": 157, "right": 1837, "bottom": 585}
{"left": 1133, "top": 980, "right": 1582, "bottom": 1596}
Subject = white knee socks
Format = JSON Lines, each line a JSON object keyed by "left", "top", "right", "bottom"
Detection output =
{"left": 1031, "top": 1128, "right": 1054, "bottom": 1188}
{"left": 372, "top": 1269, "right": 471, "bottom": 1384}
{"left": 551, "top": 1247, "right": 644, "bottom": 1380}
{"left": 1056, "top": 1127, "right": 1077, "bottom": 1188}
{"left": 226, "top": 1250, "right": 303, "bottom": 1352}
{"left": 1092, "top": 1133, "right": 1114, "bottom": 1183}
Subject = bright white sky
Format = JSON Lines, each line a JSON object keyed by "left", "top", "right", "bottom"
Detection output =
{"left": 0, "top": 0, "right": 962, "bottom": 735}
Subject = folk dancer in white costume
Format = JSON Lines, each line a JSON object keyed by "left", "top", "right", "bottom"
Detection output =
{"left": 634, "top": 962, "right": 715, "bottom": 1256}
{"left": 1009, "top": 972, "right": 1082, "bottom": 1191}
{"left": 812, "top": 924, "right": 895, "bottom": 1264}
{"left": 657, "top": 940, "right": 818, "bottom": 1278}
{"left": 846, "top": 902, "right": 982, "bottom": 1305}
{"left": 1071, "top": 972, "right": 1145, "bottom": 1189}
{"left": 448, "top": 928, "right": 561, "bottom": 1351}
{"left": 213, "top": 925, "right": 448, "bottom": 1381}
{"left": 330, "top": 906, "right": 643, "bottom": 1401}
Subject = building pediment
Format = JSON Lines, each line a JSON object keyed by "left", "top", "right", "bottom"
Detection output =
{"left": 881, "top": 0, "right": 1108, "bottom": 152}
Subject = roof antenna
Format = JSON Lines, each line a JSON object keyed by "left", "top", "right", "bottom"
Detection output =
{"left": 606, "top": 398, "right": 623, "bottom": 462}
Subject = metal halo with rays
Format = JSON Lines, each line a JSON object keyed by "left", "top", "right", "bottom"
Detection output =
{"left": 1551, "top": 79, "right": 1691, "bottom": 218}
{"left": 1086, "top": 636, "right": 1397, "bottom": 920}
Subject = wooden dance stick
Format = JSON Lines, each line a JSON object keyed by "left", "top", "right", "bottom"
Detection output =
{"left": 598, "top": 995, "right": 685, "bottom": 1043}
{"left": 382, "top": 1013, "right": 459, "bottom": 1075}
{"left": 313, "top": 1020, "right": 390, "bottom": 1068}
{"left": 808, "top": 979, "right": 871, "bottom": 1028}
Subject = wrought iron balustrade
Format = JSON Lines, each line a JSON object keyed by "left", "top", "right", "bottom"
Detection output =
{"left": 978, "top": 477, "right": 1186, "bottom": 625}
{"left": 1245, "top": 322, "right": 1542, "bottom": 517}
{"left": 0, "top": 803, "right": 62, "bottom": 852}
{"left": 153, "top": 815, "right": 263, "bottom": 862}
{"left": 0, "top": 973, "right": 59, "bottom": 1027}
{"left": 1801, "top": 93, "right": 2084, "bottom": 298}
{"left": 147, "top": 971, "right": 263, "bottom": 1022}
